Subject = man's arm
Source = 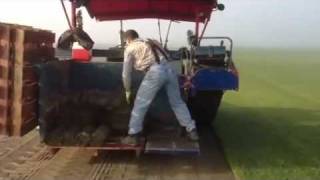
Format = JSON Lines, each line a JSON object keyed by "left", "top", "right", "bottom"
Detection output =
{"left": 122, "top": 50, "right": 134, "bottom": 92}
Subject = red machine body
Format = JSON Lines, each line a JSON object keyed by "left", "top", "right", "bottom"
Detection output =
{"left": 84, "top": 0, "right": 217, "bottom": 22}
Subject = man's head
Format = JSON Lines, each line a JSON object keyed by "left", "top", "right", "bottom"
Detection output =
{"left": 124, "top": 30, "right": 139, "bottom": 44}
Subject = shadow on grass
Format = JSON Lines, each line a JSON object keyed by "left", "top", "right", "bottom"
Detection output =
{"left": 215, "top": 103, "right": 320, "bottom": 178}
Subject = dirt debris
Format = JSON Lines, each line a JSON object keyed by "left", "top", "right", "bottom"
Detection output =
{"left": 43, "top": 90, "right": 128, "bottom": 146}
{"left": 0, "top": 128, "right": 235, "bottom": 180}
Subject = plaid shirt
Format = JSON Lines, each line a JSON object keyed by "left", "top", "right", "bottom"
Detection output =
{"left": 122, "top": 39, "right": 161, "bottom": 91}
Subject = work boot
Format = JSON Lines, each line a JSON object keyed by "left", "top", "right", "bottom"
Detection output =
{"left": 121, "top": 133, "right": 141, "bottom": 145}
{"left": 187, "top": 129, "right": 199, "bottom": 141}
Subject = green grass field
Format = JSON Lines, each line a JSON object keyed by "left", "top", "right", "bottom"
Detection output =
{"left": 215, "top": 48, "right": 320, "bottom": 180}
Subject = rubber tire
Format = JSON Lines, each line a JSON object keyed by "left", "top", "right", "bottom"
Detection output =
{"left": 188, "top": 90, "right": 223, "bottom": 125}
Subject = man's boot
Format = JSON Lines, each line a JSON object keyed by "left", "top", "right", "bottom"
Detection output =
{"left": 187, "top": 129, "right": 199, "bottom": 141}
{"left": 121, "top": 133, "right": 142, "bottom": 145}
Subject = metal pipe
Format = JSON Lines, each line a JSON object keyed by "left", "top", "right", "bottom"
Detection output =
{"left": 157, "top": 19, "right": 163, "bottom": 46}
{"left": 71, "top": 0, "right": 77, "bottom": 29}
{"left": 60, "top": 0, "right": 73, "bottom": 29}
{"left": 164, "top": 21, "right": 172, "bottom": 50}
{"left": 120, "top": 20, "right": 125, "bottom": 48}
{"left": 195, "top": 18, "right": 200, "bottom": 46}
{"left": 198, "top": 18, "right": 210, "bottom": 45}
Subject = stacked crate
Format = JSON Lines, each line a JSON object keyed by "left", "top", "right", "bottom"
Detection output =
{"left": 0, "top": 25, "right": 11, "bottom": 135}
{"left": 0, "top": 23, "right": 55, "bottom": 136}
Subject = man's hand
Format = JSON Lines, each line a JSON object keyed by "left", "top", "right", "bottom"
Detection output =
{"left": 125, "top": 91, "right": 132, "bottom": 104}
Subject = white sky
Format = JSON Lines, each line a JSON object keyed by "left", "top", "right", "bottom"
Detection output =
{"left": 0, "top": 0, "right": 319, "bottom": 48}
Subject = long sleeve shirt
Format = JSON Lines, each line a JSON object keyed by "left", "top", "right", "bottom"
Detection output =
{"left": 122, "top": 39, "right": 156, "bottom": 91}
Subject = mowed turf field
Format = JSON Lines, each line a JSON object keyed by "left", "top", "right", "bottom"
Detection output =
{"left": 215, "top": 48, "right": 320, "bottom": 180}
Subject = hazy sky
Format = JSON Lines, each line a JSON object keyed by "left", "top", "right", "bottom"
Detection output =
{"left": 0, "top": 0, "right": 319, "bottom": 48}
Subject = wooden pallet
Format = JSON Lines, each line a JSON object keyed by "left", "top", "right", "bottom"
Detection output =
{"left": 0, "top": 25, "right": 11, "bottom": 135}
{"left": 0, "top": 22, "right": 55, "bottom": 136}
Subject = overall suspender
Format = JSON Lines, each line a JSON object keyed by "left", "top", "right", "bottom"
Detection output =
{"left": 146, "top": 39, "right": 169, "bottom": 64}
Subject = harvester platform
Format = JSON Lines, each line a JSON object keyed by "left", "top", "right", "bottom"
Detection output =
{"left": 47, "top": 134, "right": 200, "bottom": 157}
{"left": 48, "top": 137, "right": 146, "bottom": 157}
{"left": 144, "top": 128, "right": 200, "bottom": 155}
{"left": 145, "top": 137, "right": 200, "bottom": 155}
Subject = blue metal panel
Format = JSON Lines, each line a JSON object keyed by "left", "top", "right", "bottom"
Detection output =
{"left": 192, "top": 68, "right": 239, "bottom": 91}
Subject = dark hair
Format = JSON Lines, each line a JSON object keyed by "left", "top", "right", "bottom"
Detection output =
{"left": 124, "top": 30, "right": 139, "bottom": 40}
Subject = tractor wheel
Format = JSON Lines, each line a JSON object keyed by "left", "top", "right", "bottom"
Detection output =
{"left": 189, "top": 90, "right": 223, "bottom": 125}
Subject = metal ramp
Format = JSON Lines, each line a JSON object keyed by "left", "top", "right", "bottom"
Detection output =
{"left": 145, "top": 132, "right": 200, "bottom": 155}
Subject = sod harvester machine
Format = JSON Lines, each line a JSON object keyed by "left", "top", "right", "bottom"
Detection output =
{"left": 35, "top": 0, "right": 239, "bottom": 156}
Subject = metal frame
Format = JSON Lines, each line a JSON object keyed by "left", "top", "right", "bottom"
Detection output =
{"left": 199, "top": 36, "right": 234, "bottom": 68}
{"left": 198, "top": 18, "right": 210, "bottom": 45}
{"left": 199, "top": 36, "right": 233, "bottom": 56}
